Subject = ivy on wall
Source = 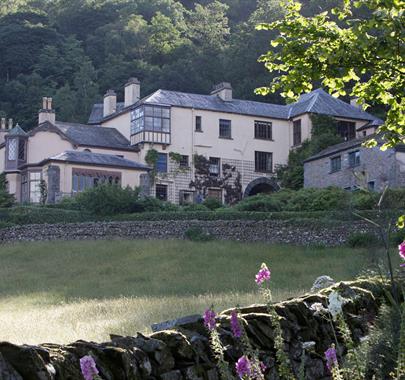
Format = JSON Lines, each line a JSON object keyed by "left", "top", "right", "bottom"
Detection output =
{"left": 189, "top": 154, "right": 242, "bottom": 205}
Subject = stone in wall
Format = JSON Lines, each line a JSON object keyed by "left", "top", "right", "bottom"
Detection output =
{"left": 0, "top": 278, "right": 389, "bottom": 379}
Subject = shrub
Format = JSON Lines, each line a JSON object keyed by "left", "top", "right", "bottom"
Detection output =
{"left": 75, "top": 185, "right": 140, "bottom": 215}
{"left": 380, "top": 189, "right": 405, "bottom": 209}
{"left": 182, "top": 203, "right": 209, "bottom": 212}
{"left": 184, "top": 226, "right": 213, "bottom": 242}
{"left": 235, "top": 194, "right": 282, "bottom": 212}
{"left": 351, "top": 191, "right": 378, "bottom": 210}
{"left": 134, "top": 197, "right": 179, "bottom": 212}
{"left": 203, "top": 197, "right": 223, "bottom": 210}
{"left": 390, "top": 230, "right": 405, "bottom": 246}
{"left": 54, "top": 196, "right": 81, "bottom": 210}
{"left": 347, "top": 232, "right": 381, "bottom": 248}
{"left": 0, "top": 172, "right": 14, "bottom": 208}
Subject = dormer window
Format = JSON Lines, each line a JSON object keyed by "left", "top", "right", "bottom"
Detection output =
{"left": 7, "top": 138, "right": 17, "bottom": 161}
{"left": 5, "top": 124, "right": 28, "bottom": 171}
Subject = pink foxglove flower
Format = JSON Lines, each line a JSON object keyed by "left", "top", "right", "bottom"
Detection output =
{"left": 236, "top": 356, "right": 251, "bottom": 379}
{"left": 255, "top": 263, "right": 271, "bottom": 285}
{"left": 325, "top": 346, "right": 338, "bottom": 372}
{"left": 399, "top": 242, "right": 405, "bottom": 267}
{"left": 203, "top": 308, "right": 216, "bottom": 331}
{"left": 230, "top": 310, "right": 242, "bottom": 338}
{"left": 80, "top": 355, "right": 99, "bottom": 380}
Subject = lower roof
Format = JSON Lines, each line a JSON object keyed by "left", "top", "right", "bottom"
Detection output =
{"left": 41, "top": 151, "right": 150, "bottom": 171}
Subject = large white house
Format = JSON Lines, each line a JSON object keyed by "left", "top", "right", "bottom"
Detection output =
{"left": 0, "top": 79, "right": 381, "bottom": 204}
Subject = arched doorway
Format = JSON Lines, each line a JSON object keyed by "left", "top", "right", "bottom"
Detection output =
{"left": 244, "top": 177, "right": 280, "bottom": 197}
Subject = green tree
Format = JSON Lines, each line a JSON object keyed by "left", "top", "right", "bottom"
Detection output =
{"left": 256, "top": 0, "right": 404, "bottom": 150}
{"left": 276, "top": 115, "right": 343, "bottom": 189}
{"left": 0, "top": 173, "right": 15, "bottom": 207}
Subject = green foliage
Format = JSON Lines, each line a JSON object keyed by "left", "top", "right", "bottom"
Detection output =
{"left": 39, "top": 179, "right": 47, "bottom": 205}
{"left": 0, "top": 206, "right": 93, "bottom": 225}
{"left": 74, "top": 184, "right": 140, "bottom": 216}
{"left": 133, "top": 196, "right": 179, "bottom": 212}
{"left": 182, "top": 203, "right": 209, "bottom": 212}
{"left": 276, "top": 115, "right": 343, "bottom": 189}
{"left": 350, "top": 191, "right": 378, "bottom": 210}
{"left": 347, "top": 232, "right": 381, "bottom": 248}
{"left": 202, "top": 197, "right": 223, "bottom": 210}
{"left": 390, "top": 230, "right": 405, "bottom": 246}
{"left": 0, "top": 173, "right": 14, "bottom": 208}
{"left": 184, "top": 226, "right": 213, "bottom": 242}
{"left": 257, "top": 0, "right": 404, "bottom": 150}
{"left": 235, "top": 193, "right": 282, "bottom": 212}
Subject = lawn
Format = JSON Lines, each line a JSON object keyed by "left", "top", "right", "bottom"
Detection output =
{"left": 0, "top": 239, "right": 389, "bottom": 344}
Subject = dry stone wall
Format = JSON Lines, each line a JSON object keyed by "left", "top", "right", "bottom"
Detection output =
{"left": 0, "top": 220, "right": 375, "bottom": 246}
{"left": 0, "top": 279, "right": 387, "bottom": 380}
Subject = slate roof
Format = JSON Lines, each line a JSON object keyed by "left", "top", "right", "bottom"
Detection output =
{"left": 287, "top": 89, "right": 381, "bottom": 122}
{"left": 88, "top": 88, "right": 380, "bottom": 124}
{"left": 8, "top": 124, "right": 28, "bottom": 137}
{"left": 53, "top": 121, "right": 132, "bottom": 150}
{"left": 44, "top": 150, "right": 150, "bottom": 170}
{"left": 304, "top": 136, "right": 369, "bottom": 163}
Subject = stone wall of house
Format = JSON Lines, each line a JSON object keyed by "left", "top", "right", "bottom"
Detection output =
{"left": 0, "top": 219, "right": 375, "bottom": 246}
{"left": 0, "top": 278, "right": 388, "bottom": 380}
{"left": 304, "top": 145, "right": 398, "bottom": 191}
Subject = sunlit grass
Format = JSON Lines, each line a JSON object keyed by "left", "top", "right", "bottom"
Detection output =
{"left": 0, "top": 239, "right": 387, "bottom": 344}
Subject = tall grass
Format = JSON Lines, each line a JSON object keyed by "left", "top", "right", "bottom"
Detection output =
{"left": 0, "top": 240, "right": 388, "bottom": 344}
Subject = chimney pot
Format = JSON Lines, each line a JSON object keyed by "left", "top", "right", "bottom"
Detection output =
{"left": 1, "top": 118, "right": 6, "bottom": 130}
{"left": 39, "top": 96, "right": 56, "bottom": 125}
{"left": 124, "top": 78, "right": 141, "bottom": 107}
{"left": 8, "top": 118, "right": 13, "bottom": 130}
{"left": 103, "top": 90, "right": 117, "bottom": 117}
{"left": 210, "top": 82, "right": 233, "bottom": 101}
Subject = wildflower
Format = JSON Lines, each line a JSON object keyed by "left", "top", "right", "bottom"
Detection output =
{"left": 309, "top": 302, "right": 328, "bottom": 316}
{"left": 327, "top": 291, "right": 345, "bottom": 320}
{"left": 259, "top": 361, "right": 267, "bottom": 373}
{"left": 230, "top": 310, "right": 242, "bottom": 338}
{"left": 325, "top": 345, "right": 338, "bottom": 371}
{"left": 203, "top": 308, "right": 216, "bottom": 331}
{"left": 80, "top": 355, "right": 99, "bottom": 380}
{"left": 236, "top": 356, "right": 251, "bottom": 379}
{"left": 399, "top": 242, "right": 405, "bottom": 267}
{"left": 255, "top": 263, "right": 271, "bottom": 285}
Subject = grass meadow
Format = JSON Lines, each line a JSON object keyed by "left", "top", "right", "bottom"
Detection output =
{"left": 0, "top": 239, "right": 392, "bottom": 344}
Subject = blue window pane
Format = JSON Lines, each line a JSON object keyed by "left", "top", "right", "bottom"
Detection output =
{"left": 156, "top": 153, "right": 167, "bottom": 173}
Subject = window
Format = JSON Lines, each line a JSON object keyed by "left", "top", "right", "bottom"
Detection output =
{"left": 207, "top": 188, "right": 222, "bottom": 202}
{"left": 293, "top": 119, "right": 302, "bottom": 146}
{"left": 155, "top": 184, "right": 168, "bottom": 201}
{"left": 255, "top": 151, "right": 273, "bottom": 173}
{"left": 180, "top": 190, "right": 194, "bottom": 205}
{"left": 368, "top": 181, "right": 375, "bottom": 191}
{"left": 363, "top": 131, "right": 367, "bottom": 137}
{"left": 29, "top": 172, "right": 41, "bottom": 203}
{"left": 18, "top": 140, "right": 25, "bottom": 160}
{"left": 255, "top": 121, "right": 272, "bottom": 140}
{"left": 156, "top": 153, "right": 168, "bottom": 173}
{"left": 219, "top": 119, "right": 232, "bottom": 138}
{"left": 72, "top": 169, "right": 121, "bottom": 193}
{"left": 130, "top": 105, "right": 170, "bottom": 135}
{"left": 7, "top": 138, "right": 17, "bottom": 160}
{"left": 348, "top": 150, "right": 360, "bottom": 168}
{"left": 209, "top": 157, "right": 220, "bottom": 176}
{"left": 330, "top": 156, "right": 341, "bottom": 173}
{"left": 195, "top": 116, "right": 202, "bottom": 132}
{"left": 337, "top": 121, "right": 356, "bottom": 140}
{"left": 179, "top": 155, "right": 189, "bottom": 168}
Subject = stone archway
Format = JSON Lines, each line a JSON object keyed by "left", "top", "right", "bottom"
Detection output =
{"left": 243, "top": 177, "right": 280, "bottom": 197}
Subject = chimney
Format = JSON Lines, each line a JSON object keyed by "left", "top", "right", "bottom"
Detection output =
{"left": 103, "top": 90, "right": 117, "bottom": 117}
{"left": 124, "top": 78, "right": 140, "bottom": 107}
{"left": 38, "top": 96, "right": 56, "bottom": 125}
{"left": 1, "top": 118, "right": 6, "bottom": 130}
{"left": 8, "top": 118, "right": 13, "bottom": 130}
{"left": 350, "top": 97, "right": 364, "bottom": 110}
{"left": 210, "top": 82, "right": 233, "bottom": 101}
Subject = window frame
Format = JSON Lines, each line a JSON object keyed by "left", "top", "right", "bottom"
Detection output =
{"left": 348, "top": 150, "right": 361, "bottom": 168}
{"left": 195, "top": 116, "right": 202, "bottom": 132}
{"left": 254, "top": 120, "right": 273, "bottom": 140}
{"left": 179, "top": 155, "right": 189, "bottom": 168}
{"left": 209, "top": 157, "right": 221, "bottom": 177}
{"left": 130, "top": 105, "right": 171, "bottom": 135}
{"left": 156, "top": 153, "right": 168, "bottom": 173}
{"left": 293, "top": 119, "right": 302, "bottom": 146}
{"left": 330, "top": 156, "right": 342, "bottom": 173}
{"left": 155, "top": 184, "right": 168, "bottom": 201}
{"left": 337, "top": 120, "right": 356, "bottom": 141}
{"left": 254, "top": 151, "right": 273, "bottom": 173}
{"left": 219, "top": 119, "right": 232, "bottom": 139}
